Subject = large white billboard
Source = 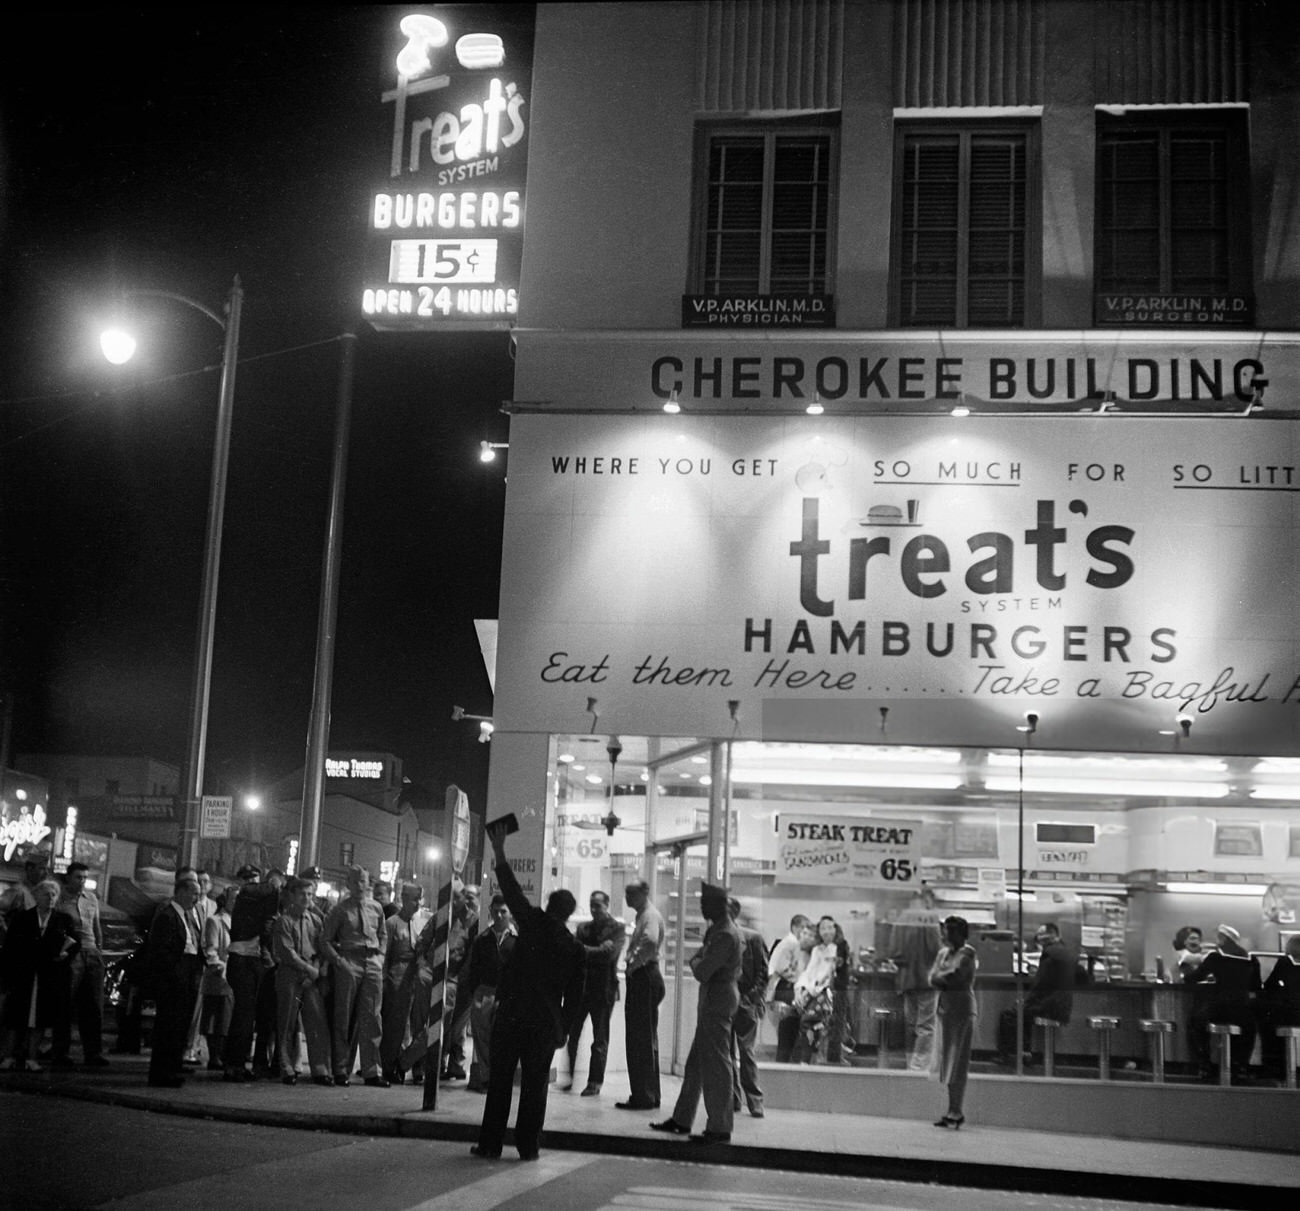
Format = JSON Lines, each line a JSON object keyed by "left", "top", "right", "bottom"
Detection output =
{"left": 495, "top": 413, "right": 1300, "bottom": 754}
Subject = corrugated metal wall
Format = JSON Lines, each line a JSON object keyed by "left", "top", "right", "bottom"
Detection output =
{"left": 893, "top": 0, "right": 1045, "bottom": 108}
{"left": 697, "top": 0, "right": 844, "bottom": 113}
{"left": 1094, "top": 0, "right": 1249, "bottom": 104}
{"left": 698, "top": 0, "right": 1249, "bottom": 115}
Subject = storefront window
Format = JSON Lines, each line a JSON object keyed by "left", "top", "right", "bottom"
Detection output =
{"left": 543, "top": 733, "right": 1300, "bottom": 1077}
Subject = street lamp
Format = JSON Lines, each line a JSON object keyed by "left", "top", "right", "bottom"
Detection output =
{"left": 100, "top": 277, "right": 244, "bottom": 869}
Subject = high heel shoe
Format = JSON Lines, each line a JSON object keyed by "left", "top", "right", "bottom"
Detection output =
{"left": 932, "top": 1114, "right": 965, "bottom": 1129}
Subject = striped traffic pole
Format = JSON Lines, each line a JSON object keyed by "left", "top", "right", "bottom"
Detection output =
{"left": 402, "top": 870, "right": 451, "bottom": 1111}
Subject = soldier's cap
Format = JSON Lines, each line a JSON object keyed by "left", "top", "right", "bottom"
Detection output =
{"left": 236, "top": 863, "right": 262, "bottom": 880}
{"left": 1217, "top": 923, "right": 1241, "bottom": 940}
{"left": 299, "top": 866, "right": 323, "bottom": 881}
{"left": 700, "top": 882, "right": 728, "bottom": 901}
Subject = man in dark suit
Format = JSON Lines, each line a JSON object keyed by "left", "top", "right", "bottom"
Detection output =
{"left": 472, "top": 820, "right": 585, "bottom": 1162}
{"left": 145, "top": 870, "right": 205, "bottom": 1088}
{"left": 997, "top": 922, "right": 1078, "bottom": 1065}
{"left": 728, "top": 897, "right": 767, "bottom": 1118}
{"left": 1186, "top": 923, "right": 1262, "bottom": 1081}
{"left": 562, "top": 889, "right": 626, "bottom": 1097}
{"left": 651, "top": 882, "right": 741, "bottom": 1143}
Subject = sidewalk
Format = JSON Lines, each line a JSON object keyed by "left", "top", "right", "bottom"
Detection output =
{"left": 4, "top": 1055, "right": 1296, "bottom": 1209}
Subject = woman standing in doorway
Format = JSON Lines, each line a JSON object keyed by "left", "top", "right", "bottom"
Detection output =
{"left": 929, "top": 915, "right": 977, "bottom": 1129}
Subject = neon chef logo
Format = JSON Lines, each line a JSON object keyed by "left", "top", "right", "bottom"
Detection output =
{"left": 385, "top": 14, "right": 526, "bottom": 180}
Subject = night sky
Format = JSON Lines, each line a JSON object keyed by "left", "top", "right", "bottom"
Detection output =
{"left": 0, "top": 7, "right": 518, "bottom": 806}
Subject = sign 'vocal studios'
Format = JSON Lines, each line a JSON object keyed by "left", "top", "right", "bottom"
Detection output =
{"left": 363, "top": 6, "right": 534, "bottom": 331}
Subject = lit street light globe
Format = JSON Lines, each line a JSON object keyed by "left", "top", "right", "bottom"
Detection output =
{"left": 243, "top": 794, "right": 261, "bottom": 811}
{"left": 100, "top": 327, "right": 137, "bottom": 365}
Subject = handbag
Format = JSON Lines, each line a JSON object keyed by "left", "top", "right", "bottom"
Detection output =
{"left": 772, "top": 977, "right": 795, "bottom": 1004}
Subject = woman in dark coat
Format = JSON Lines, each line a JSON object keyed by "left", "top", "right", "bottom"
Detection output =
{"left": 0, "top": 879, "right": 79, "bottom": 1069}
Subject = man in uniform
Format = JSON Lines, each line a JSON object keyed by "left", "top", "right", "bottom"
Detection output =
{"left": 651, "top": 882, "right": 741, "bottom": 1143}
{"left": 562, "top": 889, "right": 626, "bottom": 1097}
{"left": 320, "top": 864, "right": 389, "bottom": 1086}
{"left": 728, "top": 896, "right": 767, "bottom": 1118}
{"left": 472, "top": 820, "right": 585, "bottom": 1162}
{"left": 272, "top": 875, "right": 332, "bottom": 1085}
{"left": 1186, "top": 923, "right": 1262, "bottom": 1081}
{"left": 615, "top": 879, "right": 665, "bottom": 1110}
{"left": 380, "top": 881, "right": 429, "bottom": 1084}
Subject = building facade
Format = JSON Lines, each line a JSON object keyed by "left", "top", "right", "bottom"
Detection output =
{"left": 461, "top": 0, "right": 1300, "bottom": 1143}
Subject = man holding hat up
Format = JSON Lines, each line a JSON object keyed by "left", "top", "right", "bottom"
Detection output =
{"left": 1185, "top": 923, "right": 1261, "bottom": 1081}
{"left": 650, "top": 882, "right": 741, "bottom": 1143}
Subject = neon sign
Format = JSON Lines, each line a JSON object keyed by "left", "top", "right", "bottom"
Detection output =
{"left": 2, "top": 803, "right": 52, "bottom": 862}
{"left": 364, "top": 8, "right": 534, "bottom": 331}
{"left": 325, "top": 757, "right": 385, "bottom": 780}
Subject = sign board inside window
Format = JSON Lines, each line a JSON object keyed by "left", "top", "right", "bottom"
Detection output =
{"left": 776, "top": 813, "right": 923, "bottom": 889}
{"left": 1213, "top": 821, "right": 1263, "bottom": 857}
{"left": 1035, "top": 822, "right": 1097, "bottom": 845}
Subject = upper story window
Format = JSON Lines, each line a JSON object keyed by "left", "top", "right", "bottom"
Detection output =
{"left": 1095, "top": 110, "right": 1252, "bottom": 326}
{"left": 690, "top": 121, "right": 836, "bottom": 303}
{"left": 891, "top": 122, "right": 1038, "bottom": 328}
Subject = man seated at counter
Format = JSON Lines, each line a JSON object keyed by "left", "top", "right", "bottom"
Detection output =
{"left": 995, "top": 923, "right": 1077, "bottom": 1067}
{"left": 1184, "top": 924, "right": 1261, "bottom": 1083}
{"left": 1259, "top": 934, "right": 1300, "bottom": 1080}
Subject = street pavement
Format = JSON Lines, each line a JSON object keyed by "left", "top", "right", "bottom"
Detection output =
{"left": 2, "top": 1055, "right": 1296, "bottom": 1209}
{"left": 6, "top": 1091, "right": 1243, "bottom": 1211}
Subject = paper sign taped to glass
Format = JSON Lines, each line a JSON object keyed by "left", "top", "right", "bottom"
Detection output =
{"left": 776, "top": 812, "right": 923, "bottom": 888}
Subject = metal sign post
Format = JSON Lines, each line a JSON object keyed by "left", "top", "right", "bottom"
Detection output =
{"left": 402, "top": 784, "right": 464, "bottom": 1111}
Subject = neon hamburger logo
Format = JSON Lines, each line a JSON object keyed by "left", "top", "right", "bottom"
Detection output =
{"left": 383, "top": 14, "right": 527, "bottom": 182}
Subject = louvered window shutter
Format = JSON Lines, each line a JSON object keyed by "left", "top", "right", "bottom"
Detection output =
{"left": 702, "top": 131, "right": 832, "bottom": 295}
{"left": 896, "top": 128, "right": 1028, "bottom": 328}
{"left": 1097, "top": 116, "right": 1238, "bottom": 295}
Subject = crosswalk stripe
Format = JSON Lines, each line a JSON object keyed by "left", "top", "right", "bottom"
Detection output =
{"left": 401, "top": 1152, "right": 595, "bottom": 1211}
{"left": 606, "top": 1190, "right": 918, "bottom": 1211}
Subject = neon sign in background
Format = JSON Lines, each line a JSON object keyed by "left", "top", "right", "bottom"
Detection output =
{"left": 364, "top": 8, "right": 534, "bottom": 331}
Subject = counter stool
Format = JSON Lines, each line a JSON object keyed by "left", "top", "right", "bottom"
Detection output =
{"left": 1088, "top": 1016, "right": 1121, "bottom": 1081}
{"left": 1138, "top": 1019, "right": 1175, "bottom": 1083}
{"left": 1207, "top": 1022, "right": 1241, "bottom": 1086}
{"left": 1275, "top": 1025, "right": 1300, "bottom": 1090}
{"left": 873, "top": 1007, "right": 893, "bottom": 1070}
{"left": 1033, "top": 1017, "right": 1062, "bottom": 1077}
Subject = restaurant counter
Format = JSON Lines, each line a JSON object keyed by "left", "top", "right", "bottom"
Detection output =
{"left": 848, "top": 973, "right": 1212, "bottom": 1067}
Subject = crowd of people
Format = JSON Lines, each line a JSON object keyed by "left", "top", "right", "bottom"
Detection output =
{"left": 0, "top": 849, "right": 495, "bottom": 1090}
{"left": 0, "top": 851, "right": 109, "bottom": 1071}
{"left": 7, "top": 843, "right": 1300, "bottom": 1155}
